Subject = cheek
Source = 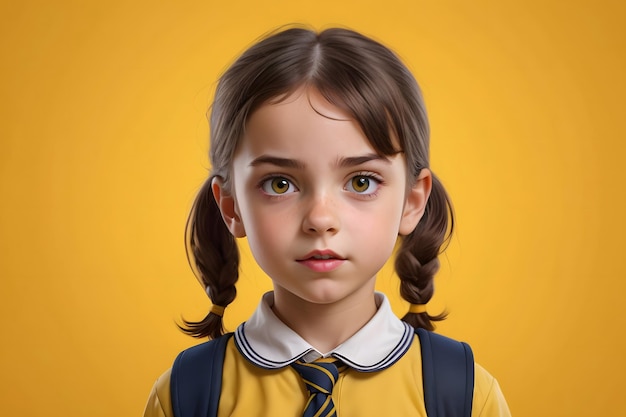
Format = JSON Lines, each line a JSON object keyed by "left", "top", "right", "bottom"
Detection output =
{"left": 241, "top": 205, "right": 296, "bottom": 249}
{"left": 346, "top": 203, "right": 402, "bottom": 243}
{"left": 356, "top": 191, "right": 405, "bottom": 226}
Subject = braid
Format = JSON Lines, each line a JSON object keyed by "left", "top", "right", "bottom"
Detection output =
{"left": 396, "top": 174, "right": 453, "bottom": 330}
{"left": 179, "top": 177, "right": 239, "bottom": 339}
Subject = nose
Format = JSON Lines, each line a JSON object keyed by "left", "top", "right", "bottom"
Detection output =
{"left": 302, "top": 193, "right": 340, "bottom": 235}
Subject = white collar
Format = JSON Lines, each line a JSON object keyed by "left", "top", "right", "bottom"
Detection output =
{"left": 234, "top": 292, "right": 414, "bottom": 372}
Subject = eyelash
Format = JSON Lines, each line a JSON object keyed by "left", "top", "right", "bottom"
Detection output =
{"left": 257, "top": 172, "right": 384, "bottom": 198}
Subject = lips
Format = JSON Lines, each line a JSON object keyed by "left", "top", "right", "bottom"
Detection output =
{"left": 297, "top": 250, "right": 346, "bottom": 272}
{"left": 298, "top": 249, "right": 344, "bottom": 261}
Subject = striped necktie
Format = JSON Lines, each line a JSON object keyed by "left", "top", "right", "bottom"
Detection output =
{"left": 291, "top": 359, "right": 347, "bottom": 417}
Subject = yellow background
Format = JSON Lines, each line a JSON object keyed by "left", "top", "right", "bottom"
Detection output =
{"left": 1, "top": 0, "right": 624, "bottom": 416}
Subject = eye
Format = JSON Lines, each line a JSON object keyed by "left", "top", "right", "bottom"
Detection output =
{"left": 345, "top": 175, "right": 381, "bottom": 195}
{"left": 260, "top": 176, "right": 297, "bottom": 195}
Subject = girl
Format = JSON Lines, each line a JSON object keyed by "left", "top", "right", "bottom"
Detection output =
{"left": 144, "top": 26, "right": 510, "bottom": 417}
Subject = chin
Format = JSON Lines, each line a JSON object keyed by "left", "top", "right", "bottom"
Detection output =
{"left": 296, "top": 284, "right": 365, "bottom": 307}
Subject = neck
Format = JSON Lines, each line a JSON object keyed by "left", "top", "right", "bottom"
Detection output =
{"left": 271, "top": 280, "right": 378, "bottom": 353}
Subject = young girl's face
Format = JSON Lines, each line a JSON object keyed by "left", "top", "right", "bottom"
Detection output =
{"left": 214, "top": 87, "right": 430, "bottom": 309}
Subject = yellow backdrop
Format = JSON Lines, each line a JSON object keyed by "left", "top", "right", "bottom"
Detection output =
{"left": 1, "top": 0, "right": 624, "bottom": 416}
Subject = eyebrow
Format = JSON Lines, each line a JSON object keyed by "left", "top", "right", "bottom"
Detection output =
{"left": 337, "top": 154, "right": 391, "bottom": 168}
{"left": 248, "top": 153, "right": 391, "bottom": 169}
{"left": 249, "top": 155, "right": 305, "bottom": 169}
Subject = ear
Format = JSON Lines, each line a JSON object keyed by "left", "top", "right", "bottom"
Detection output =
{"left": 398, "top": 168, "right": 432, "bottom": 236}
{"left": 211, "top": 177, "right": 246, "bottom": 238}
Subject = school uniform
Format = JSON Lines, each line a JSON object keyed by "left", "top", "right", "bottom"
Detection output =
{"left": 144, "top": 292, "right": 511, "bottom": 417}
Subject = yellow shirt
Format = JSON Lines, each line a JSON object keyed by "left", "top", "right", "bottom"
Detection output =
{"left": 144, "top": 294, "right": 510, "bottom": 416}
{"left": 143, "top": 337, "right": 510, "bottom": 417}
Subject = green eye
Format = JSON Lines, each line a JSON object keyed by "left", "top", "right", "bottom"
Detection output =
{"left": 346, "top": 175, "right": 380, "bottom": 195}
{"left": 261, "top": 177, "right": 296, "bottom": 195}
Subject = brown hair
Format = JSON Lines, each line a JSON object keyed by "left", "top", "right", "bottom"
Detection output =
{"left": 181, "top": 26, "right": 454, "bottom": 339}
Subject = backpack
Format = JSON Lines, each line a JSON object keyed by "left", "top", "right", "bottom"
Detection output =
{"left": 170, "top": 328, "right": 474, "bottom": 417}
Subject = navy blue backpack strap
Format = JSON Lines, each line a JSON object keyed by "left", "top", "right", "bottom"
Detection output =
{"left": 170, "top": 333, "right": 233, "bottom": 417}
{"left": 416, "top": 328, "right": 474, "bottom": 417}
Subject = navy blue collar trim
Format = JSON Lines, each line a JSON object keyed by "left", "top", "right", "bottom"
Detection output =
{"left": 234, "top": 321, "right": 415, "bottom": 373}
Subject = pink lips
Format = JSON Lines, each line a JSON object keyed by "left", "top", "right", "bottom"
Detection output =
{"left": 297, "top": 250, "right": 345, "bottom": 273}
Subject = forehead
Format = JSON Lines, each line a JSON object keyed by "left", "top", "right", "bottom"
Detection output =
{"left": 240, "top": 87, "right": 378, "bottom": 157}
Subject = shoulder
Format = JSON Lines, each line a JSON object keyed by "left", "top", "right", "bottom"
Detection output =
{"left": 471, "top": 363, "right": 512, "bottom": 417}
{"left": 142, "top": 335, "right": 231, "bottom": 417}
{"left": 415, "top": 330, "right": 511, "bottom": 417}
{"left": 143, "top": 368, "right": 173, "bottom": 417}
